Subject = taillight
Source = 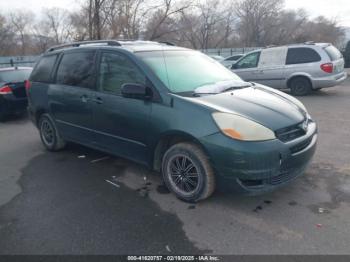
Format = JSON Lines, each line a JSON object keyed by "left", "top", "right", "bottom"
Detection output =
{"left": 0, "top": 85, "right": 12, "bottom": 95}
{"left": 320, "top": 63, "right": 333, "bottom": 73}
{"left": 24, "top": 80, "right": 32, "bottom": 91}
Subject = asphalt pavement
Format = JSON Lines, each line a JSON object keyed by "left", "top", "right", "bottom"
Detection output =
{"left": 0, "top": 79, "right": 350, "bottom": 255}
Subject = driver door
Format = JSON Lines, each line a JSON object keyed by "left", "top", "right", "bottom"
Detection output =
{"left": 91, "top": 51, "right": 152, "bottom": 165}
{"left": 232, "top": 51, "right": 261, "bottom": 82}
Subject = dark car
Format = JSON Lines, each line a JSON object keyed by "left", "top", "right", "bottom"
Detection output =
{"left": 27, "top": 40, "right": 317, "bottom": 202}
{"left": 0, "top": 67, "right": 32, "bottom": 120}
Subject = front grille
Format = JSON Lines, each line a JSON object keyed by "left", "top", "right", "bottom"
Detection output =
{"left": 275, "top": 121, "right": 308, "bottom": 142}
{"left": 239, "top": 167, "right": 303, "bottom": 188}
{"left": 290, "top": 136, "right": 313, "bottom": 154}
{"left": 265, "top": 169, "right": 300, "bottom": 186}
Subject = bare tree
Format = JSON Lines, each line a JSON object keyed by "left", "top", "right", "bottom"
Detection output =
{"left": 9, "top": 10, "right": 34, "bottom": 55}
{"left": 144, "top": 0, "right": 193, "bottom": 40}
{"left": 235, "top": 0, "right": 284, "bottom": 46}
{"left": 0, "top": 0, "right": 346, "bottom": 56}
{"left": 175, "top": 0, "right": 237, "bottom": 49}
{"left": 0, "top": 14, "right": 17, "bottom": 55}
{"left": 42, "top": 8, "right": 72, "bottom": 44}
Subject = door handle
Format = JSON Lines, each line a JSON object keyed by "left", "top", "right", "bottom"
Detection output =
{"left": 80, "top": 95, "right": 89, "bottom": 103}
{"left": 92, "top": 97, "right": 103, "bottom": 104}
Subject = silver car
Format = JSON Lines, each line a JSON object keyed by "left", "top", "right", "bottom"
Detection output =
{"left": 231, "top": 43, "right": 347, "bottom": 95}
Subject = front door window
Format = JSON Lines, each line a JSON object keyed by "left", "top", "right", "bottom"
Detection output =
{"left": 235, "top": 52, "right": 260, "bottom": 69}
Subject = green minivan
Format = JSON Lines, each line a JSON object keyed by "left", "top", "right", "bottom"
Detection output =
{"left": 27, "top": 40, "right": 317, "bottom": 202}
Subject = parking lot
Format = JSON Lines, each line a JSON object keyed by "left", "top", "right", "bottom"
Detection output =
{"left": 0, "top": 76, "right": 350, "bottom": 255}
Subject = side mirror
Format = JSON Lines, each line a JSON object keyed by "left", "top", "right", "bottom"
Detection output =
{"left": 121, "top": 83, "right": 152, "bottom": 100}
{"left": 231, "top": 63, "right": 238, "bottom": 70}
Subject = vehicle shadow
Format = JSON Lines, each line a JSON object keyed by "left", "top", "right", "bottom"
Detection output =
{"left": 6, "top": 140, "right": 350, "bottom": 254}
{"left": 35, "top": 142, "right": 349, "bottom": 214}
{"left": 0, "top": 142, "right": 205, "bottom": 254}
{"left": 0, "top": 111, "right": 28, "bottom": 124}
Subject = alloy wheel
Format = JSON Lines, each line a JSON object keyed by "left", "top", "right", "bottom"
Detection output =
{"left": 166, "top": 154, "right": 201, "bottom": 196}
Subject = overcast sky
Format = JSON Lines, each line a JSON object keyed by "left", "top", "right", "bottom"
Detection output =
{"left": 0, "top": 0, "right": 350, "bottom": 27}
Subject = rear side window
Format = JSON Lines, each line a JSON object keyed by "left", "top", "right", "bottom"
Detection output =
{"left": 324, "top": 45, "right": 342, "bottom": 61}
{"left": 30, "top": 55, "right": 58, "bottom": 83}
{"left": 286, "top": 48, "right": 321, "bottom": 65}
{"left": 56, "top": 51, "right": 96, "bottom": 88}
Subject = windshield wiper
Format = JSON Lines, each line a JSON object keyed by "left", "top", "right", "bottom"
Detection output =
{"left": 192, "top": 92, "right": 218, "bottom": 97}
{"left": 221, "top": 85, "right": 251, "bottom": 92}
{"left": 193, "top": 81, "right": 253, "bottom": 96}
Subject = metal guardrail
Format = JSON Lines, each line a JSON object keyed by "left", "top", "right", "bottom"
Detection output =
{"left": 0, "top": 56, "right": 38, "bottom": 68}
{"left": 200, "top": 47, "right": 261, "bottom": 58}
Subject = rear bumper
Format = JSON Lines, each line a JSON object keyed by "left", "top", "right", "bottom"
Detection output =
{"left": 0, "top": 95, "right": 27, "bottom": 115}
{"left": 200, "top": 122, "right": 317, "bottom": 194}
{"left": 311, "top": 71, "right": 347, "bottom": 89}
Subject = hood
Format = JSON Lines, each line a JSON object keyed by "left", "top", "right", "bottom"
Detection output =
{"left": 186, "top": 84, "right": 307, "bottom": 131}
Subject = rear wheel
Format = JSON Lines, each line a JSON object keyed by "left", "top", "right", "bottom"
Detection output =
{"left": 290, "top": 77, "right": 312, "bottom": 96}
{"left": 162, "top": 142, "right": 215, "bottom": 202}
{"left": 39, "top": 114, "right": 66, "bottom": 151}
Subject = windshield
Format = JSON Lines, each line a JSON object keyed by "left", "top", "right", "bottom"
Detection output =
{"left": 136, "top": 50, "right": 242, "bottom": 93}
{"left": 0, "top": 69, "right": 32, "bottom": 83}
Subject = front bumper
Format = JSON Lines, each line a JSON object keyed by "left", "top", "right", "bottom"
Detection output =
{"left": 312, "top": 71, "right": 347, "bottom": 89}
{"left": 200, "top": 121, "right": 317, "bottom": 194}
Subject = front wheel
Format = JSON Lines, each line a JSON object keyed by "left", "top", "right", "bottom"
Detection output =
{"left": 162, "top": 142, "right": 215, "bottom": 202}
{"left": 39, "top": 114, "right": 66, "bottom": 151}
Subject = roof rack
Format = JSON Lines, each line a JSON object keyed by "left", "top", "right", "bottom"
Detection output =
{"left": 46, "top": 40, "right": 122, "bottom": 52}
{"left": 159, "top": 41, "right": 176, "bottom": 46}
{"left": 46, "top": 39, "right": 177, "bottom": 53}
{"left": 304, "top": 41, "right": 315, "bottom": 45}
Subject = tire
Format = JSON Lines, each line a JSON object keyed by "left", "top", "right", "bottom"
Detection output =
{"left": 162, "top": 142, "right": 215, "bottom": 202}
{"left": 289, "top": 77, "right": 312, "bottom": 96}
{"left": 38, "top": 113, "right": 66, "bottom": 151}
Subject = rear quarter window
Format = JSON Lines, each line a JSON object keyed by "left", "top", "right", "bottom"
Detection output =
{"left": 286, "top": 48, "right": 321, "bottom": 65}
{"left": 324, "top": 45, "right": 342, "bottom": 61}
{"left": 30, "top": 55, "right": 58, "bottom": 83}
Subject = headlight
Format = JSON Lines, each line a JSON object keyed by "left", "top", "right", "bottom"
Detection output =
{"left": 212, "top": 112, "right": 276, "bottom": 141}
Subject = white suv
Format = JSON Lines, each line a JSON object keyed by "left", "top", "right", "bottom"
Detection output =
{"left": 231, "top": 43, "right": 347, "bottom": 95}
